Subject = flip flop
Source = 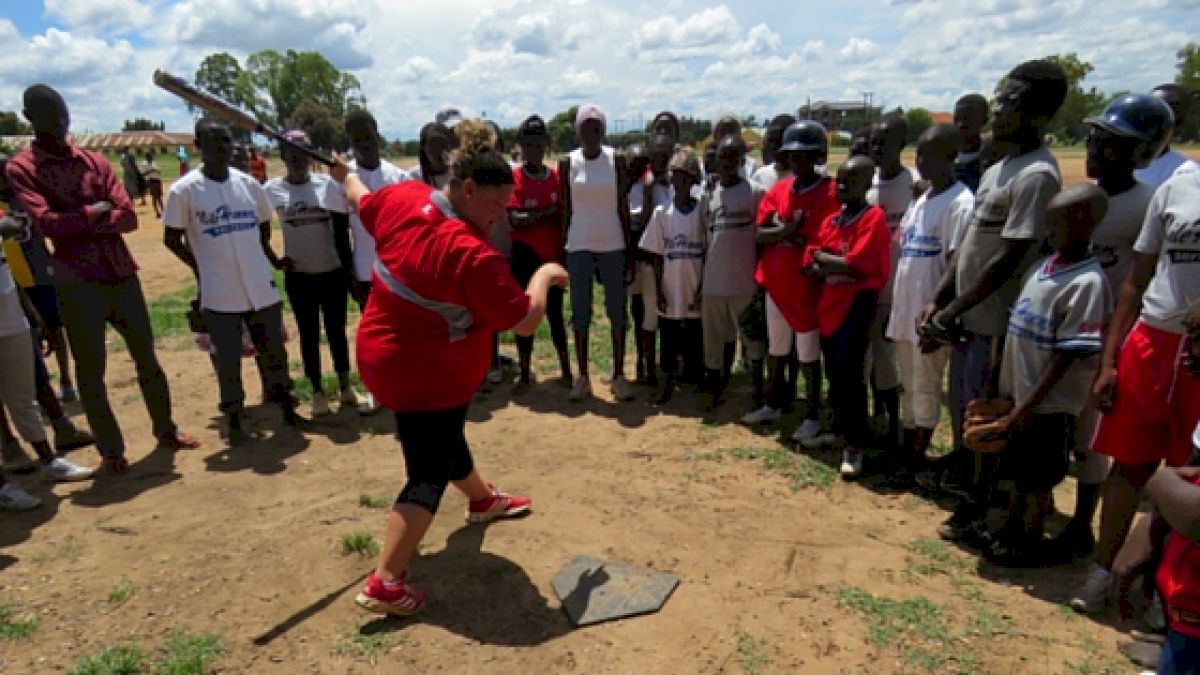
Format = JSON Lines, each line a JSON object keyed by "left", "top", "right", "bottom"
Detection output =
{"left": 159, "top": 430, "right": 201, "bottom": 449}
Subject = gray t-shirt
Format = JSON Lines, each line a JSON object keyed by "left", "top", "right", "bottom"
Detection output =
{"left": 1134, "top": 171, "right": 1200, "bottom": 335}
{"left": 703, "top": 179, "right": 763, "bottom": 297}
{"left": 264, "top": 173, "right": 349, "bottom": 275}
{"left": 955, "top": 146, "right": 1061, "bottom": 336}
{"left": 1000, "top": 255, "right": 1111, "bottom": 415}
{"left": 868, "top": 168, "right": 915, "bottom": 304}
{"left": 1090, "top": 181, "right": 1155, "bottom": 292}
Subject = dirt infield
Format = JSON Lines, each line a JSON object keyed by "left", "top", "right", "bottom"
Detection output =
{"left": 0, "top": 149, "right": 1177, "bottom": 673}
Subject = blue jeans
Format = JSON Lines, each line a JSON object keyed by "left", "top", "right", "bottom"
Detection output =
{"left": 566, "top": 250, "right": 626, "bottom": 333}
{"left": 1159, "top": 628, "right": 1200, "bottom": 674}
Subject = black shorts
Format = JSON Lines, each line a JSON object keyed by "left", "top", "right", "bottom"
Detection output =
{"left": 1003, "top": 413, "right": 1076, "bottom": 493}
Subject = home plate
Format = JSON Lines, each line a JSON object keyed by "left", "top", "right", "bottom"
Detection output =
{"left": 551, "top": 555, "right": 679, "bottom": 627}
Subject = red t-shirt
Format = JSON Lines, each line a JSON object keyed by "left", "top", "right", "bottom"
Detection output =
{"left": 754, "top": 176, "right": 839, "bottom": 333}
{"left": 1158, "top": 474, "right": 1200, "bottom": 639}
{"left": 356, "top": 182, "right": 531, "bottom": 412}
{"left": 811, "top": 205, "right": 892, "bottom": 338}
{"left": 509, "top": 165, "right": 564, "bottom": 264}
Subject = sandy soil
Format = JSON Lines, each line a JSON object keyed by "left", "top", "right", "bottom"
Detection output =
{"left": 0, "top": 152, "right": 1155, "bottom": 674}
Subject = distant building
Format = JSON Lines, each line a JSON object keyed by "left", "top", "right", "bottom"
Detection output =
{"left": 797, "top": 101, "right": 882, "bottom": 133}
{"left": 0, "top": 131, "right": 194, "bottom": 155}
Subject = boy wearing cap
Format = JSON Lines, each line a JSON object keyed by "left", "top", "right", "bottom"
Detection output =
{"left": 751, "top": 115, "right": 796, "bottom": 192}
{"left": 508, "top": 114, "right": 571, "bottom": 388}
{"left": 629, "top": 134, "right": 675, "bottom": 388}
{"left": 164, "top": 118, "right": 297, "bottom": 441}
{"left": 264, "top": 129, "right": 359, "bottom": 417}
{"left": 640, "top": 149, "right": 706, "bottom": 404}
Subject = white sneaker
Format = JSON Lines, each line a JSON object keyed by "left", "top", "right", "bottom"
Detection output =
{"left": 358, "top": 392, "right": 380, "bottom": 416}
{"left": 1070, "top": 564, "right": 1112, "bottom": 614}
{"left": 41, "top": 457, "right": 97, "bottom": 482}
{"left": 741, "top": 405, "right": 781, "bottom": 426}
{"left": 0, "top": 481, "right": 40, "bottom": 511}
{"left": 840, "top": 447, "right": 863, "bottom": 479}
{"left": 312, "top": 392, "right": 331, "bottom": 417}
{"left": 569, "top": 376, "right": 591, "bottom": 402}
{"left": 791, "top": 418, "right": 822, "bottom": 443}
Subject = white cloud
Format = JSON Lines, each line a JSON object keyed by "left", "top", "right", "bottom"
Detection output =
{"left": 634, "top": 5, "right": 742, "bottom": 61}
{"left": 838, "top": 37, "right": 878, "bottom": 62}
{"left": 730, "top": 24, "right": 782, "bottom": 59}
{"left": 43, "top": 0, "right": 153, "bottom": 33}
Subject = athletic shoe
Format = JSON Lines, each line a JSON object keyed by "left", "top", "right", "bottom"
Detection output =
{"left": 466, "top": 483, "right": 531, "bottom": 523}
{"left": 1, "top": 438, "right": 36, "bottom": 474}
{"left": 0, "top": 482, "right": 40, "bottom": 511}
{"left": 358, "top": 392, "right": 380, "bottom": 416}
{"left": 937, "top": 506, "right": 985, "bottom": 542}
{"left": 339, "top": 387, "right": 362, "bottom": 408}
{"left": 312, "top": 392, "right": 331, "bottom": 417}
{"left": 355, "top": 571, "right": 426, "bottom": 617}
{"left": 59, "top": 385, "right": 78, "bottom": 403}
{"left": 790, "top": 418, "right": 822, "bottom": 443}
{"left": 741, "top": 405, "right": 781, "bottom": 426}
{"left": 569, "top": 376, "right": 591, "bottom": 402}
{"left": 40, "top": 457, "right": 96, "bottom": 482}
{"left": 53, "top": 420, "right": 95, "bottom": 451}
{"left": 99, "top": 456, "right": 130, "bottom": 474}
{"left": 610, "top": 377, "right": 635, "bottom": 402}
{"left": 1070, "top": 564, "right": 1112, "bottom": 613}
{"left": 840, "top": 447, "right": 863, "bottom": 479}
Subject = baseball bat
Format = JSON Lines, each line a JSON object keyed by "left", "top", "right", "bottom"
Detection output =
{"left": 152, "top": 69, "right": 335, "bottom": 167}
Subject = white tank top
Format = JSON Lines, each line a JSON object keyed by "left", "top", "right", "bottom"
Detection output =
{"left": 566, "top": 146, "right": 625, "bottom": 253}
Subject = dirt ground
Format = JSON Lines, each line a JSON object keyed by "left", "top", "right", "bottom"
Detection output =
{"left": 0, "top": 151, "right": 1174, "bottom": 674}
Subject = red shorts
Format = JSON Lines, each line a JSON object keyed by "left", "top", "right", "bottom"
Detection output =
{"left": 1093, "top": 321, "right": 1200, "bottom": 467}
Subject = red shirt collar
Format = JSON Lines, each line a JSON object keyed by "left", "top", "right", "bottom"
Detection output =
{"left": 30, "top": 139, "right": 85, "bottom": 162}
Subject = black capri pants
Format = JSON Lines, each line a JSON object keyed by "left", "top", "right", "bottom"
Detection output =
{"left": 394, "top": 406, "right": 475, "bottom": 514}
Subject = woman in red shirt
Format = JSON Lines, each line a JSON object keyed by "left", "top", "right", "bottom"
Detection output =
{"left": 330, "top": 120, "right": 568, "bottom": 617}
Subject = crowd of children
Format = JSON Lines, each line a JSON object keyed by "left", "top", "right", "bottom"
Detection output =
{"left": 3, "top": 62, "right": 1200, "bottom": 670}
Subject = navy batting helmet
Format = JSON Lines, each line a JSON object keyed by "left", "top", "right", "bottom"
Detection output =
{"left": 1085, "top": 94, "right": 1174, "bottom": 169}
{"left": 779, "top": 120, "right": 828, "bottom": 163}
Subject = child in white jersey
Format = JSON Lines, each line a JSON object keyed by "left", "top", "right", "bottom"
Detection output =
{"left": 641, "top": 149, "right": 706, "bottom": 404}
{"left": 887, "top": 125, "right": 974, "bottom": 483}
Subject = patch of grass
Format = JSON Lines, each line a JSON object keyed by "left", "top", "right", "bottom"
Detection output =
{"left": 37, "top": 535, "right": 85, "bottom": 565}
{"left": 904, "top": 538, "right": 972, "bottom": 580}
{"left": 0, "top": 603, "right": 39, "bottom": 640}
{"left": 146, "top": 285, "right": 198, "bottom": 340}
{"left": 965, "top": 607, "right": 1012, "bottom": 638}
{"left": 331, "top": 631, "right": 403, "bottom": 665}
{"left": 154, "top": 631, "right": 224, "bottom": 675}
{"left": 686, "top": 449, "right": 725, "bottom": 462}
{"left": 292, "top": 370, "right": 361, "bottom": 402}
{"left": 836, "top": 585, "right": 950, "bottom": 648}
{"left": 339, "top": 531, "right": 380, "bottom": 558}
{"left": 728, "top": 446, "right": 836, "bottom": 491}
{"left": 733, "top": 624, "right": 771, "bottom": 675}
{"left": 358, "top": 493, "right": 390, "bottom": 509}
{"left": 71, "top": 643, "right": 146, "bottom": 675}
{"left": 107, "top": 578, "right": 136, "bottom": 606}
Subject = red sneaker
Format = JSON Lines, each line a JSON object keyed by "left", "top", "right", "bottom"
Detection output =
{"left": 466, "top": 484, "right": 531, "bottom": 523}
{"left": 355, "top": 571, "right": 425, "bottom": 617}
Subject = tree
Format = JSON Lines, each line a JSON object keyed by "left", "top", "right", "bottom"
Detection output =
{"left": 994, "top": 53, "right": 1107, "bottom": 144}
{"left": 123, "top": 118, "right": 164, "bottom": 131}
{"left": 194, "top": 52, "right": 263, "bottom": 141}
{"left": 903, "top": 108, "right": 933, "bottom": 144}
{"left": 1175, "top": 42, "right": 1200, "bottom": 141}
{"left": 547, "top": 106, "right": 580, "bottom": 152}
{"left": 0, "top": 111, "right": 32, "bottom": 135}
{"left": 246, "top": 49, "right": 364, "bottom": 130}
{"left": 286, "top": 100, "right": 343, "bottom": 152}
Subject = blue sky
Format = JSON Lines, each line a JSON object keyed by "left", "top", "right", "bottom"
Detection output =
{"left": 1, "top": 0, "right": 1197, "bottom": 140}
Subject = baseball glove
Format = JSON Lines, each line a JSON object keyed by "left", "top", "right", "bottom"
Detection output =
{"left": 963, "top": 398, "right": 1015, "bottom": 454}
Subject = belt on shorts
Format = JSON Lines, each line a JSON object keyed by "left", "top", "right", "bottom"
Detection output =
{"left": 1169, "top": 606, "right": 1200, "bottom": 628}
{"left": 372, "top": 259, "right": 474, "bottom": 342}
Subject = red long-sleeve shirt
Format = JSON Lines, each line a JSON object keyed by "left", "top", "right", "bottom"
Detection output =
{"left": 5, "top": 142, "right": 139, "bottom": 283}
